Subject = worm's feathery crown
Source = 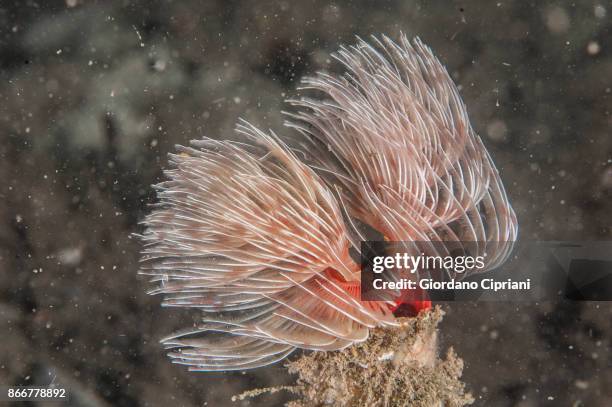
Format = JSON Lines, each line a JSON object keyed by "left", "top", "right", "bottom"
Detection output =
{"left": 140, "top": 35, "right": 518, "bottom": 371}
{"left": 140, "top": 121, "right": 396, "bottom": 371}
{"left": 287, "top": 35, "right": 518, "bottom": 271}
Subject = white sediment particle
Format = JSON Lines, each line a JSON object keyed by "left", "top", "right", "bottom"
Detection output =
{"left": 574, "top": 380, "right": 589, "bottom": 390}
{"left": 587, "top": 41, "right": 601, "bottom": 55}
{"left": 545, "top": 6, "right": 570, "bottom": 34}
{"left": 486, "top": 120, "right": 508, "bottom": 142}
{"left": 152, "top": 59, "right": 166, "bottom": 72}
{"left": 601, "top": 167, "right": 612, "bottom": 188}
{"left": 132, "top": 25, "right": 145, "bottom": 47}
{"left": 57, "top": 247, "right": 84, "bottom": 266}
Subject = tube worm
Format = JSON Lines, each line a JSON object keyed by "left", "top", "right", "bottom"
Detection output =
{"left": 140, "top": 123, "right": 396, "bottom": 371}
{"left": 139, "top": 35, "right": 517, "bottom": 371}
{"left": 287, "top": 35, "right": 516, "bottom": 264}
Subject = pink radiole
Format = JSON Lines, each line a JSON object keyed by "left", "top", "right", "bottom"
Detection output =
{"left": 139, "top": 35, "right": 518, "bottom": 371}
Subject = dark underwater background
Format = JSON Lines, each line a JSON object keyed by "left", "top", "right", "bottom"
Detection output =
{"left": 0, "top": 1, "right": 610, "bottom": 406}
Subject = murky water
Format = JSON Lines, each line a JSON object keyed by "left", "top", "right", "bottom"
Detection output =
{"left": 1, "top": 1, "right": 610, "bottom": 406}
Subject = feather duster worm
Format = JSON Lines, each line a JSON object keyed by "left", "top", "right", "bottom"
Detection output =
{"left": 140, "top": 123, "right": 396, "bottom": 371}
{"left": 286, "top": 35, "right": 517, "bottom": 271}
{"left": 139, "top": 35, "right": 517, "bottom": 371}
